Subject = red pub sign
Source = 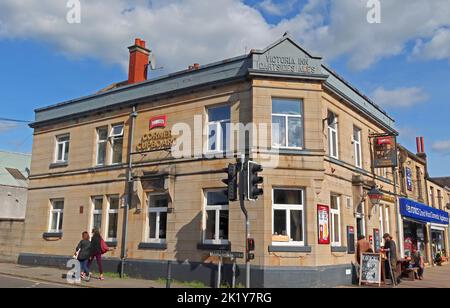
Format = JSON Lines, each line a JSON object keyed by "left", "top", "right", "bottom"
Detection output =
{"left": 150, "top": 115, "right": 168, "bottom": 130}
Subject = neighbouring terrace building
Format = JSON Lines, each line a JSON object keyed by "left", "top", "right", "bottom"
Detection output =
{"left": 0, "top": 151, "right": 31, "bottom": 261}
{"left": 17, "top": 35, "right": 449, "bottom": 287}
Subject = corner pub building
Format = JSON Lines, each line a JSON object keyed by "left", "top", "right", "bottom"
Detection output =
{"left": 20, "top": 35, "right": 402, "bottom": 288}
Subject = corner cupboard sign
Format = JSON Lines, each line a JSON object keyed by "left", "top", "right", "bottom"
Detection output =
{"left": 136, "top": 115, "right": 174, "bottom": 152}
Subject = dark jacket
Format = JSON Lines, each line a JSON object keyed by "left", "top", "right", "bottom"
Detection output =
{"left": 384, "top": 239, "right": 397, "bottom": 264}
{"left": 90, "top": 234, "right": 102, "bottom": 256}
{"left": 76, "top": 240, "right": 91, "bottom": 261}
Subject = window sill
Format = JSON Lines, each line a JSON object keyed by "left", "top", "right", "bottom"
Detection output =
{"left": 138, "top": 242, "right": 167, "bottom": 250}
{"left": 43, "top": 232, "right": 63, "bottom": 239}
{"left": 268, "top": 245, "right": 312, "bottom": 253}
{"left": 197, "top": 243, "right": 231, "bottom": 251}
{"left": 106, "top": 241, "right": 118, "bottom": 248}
{"left": 49, "top": 162, "right": 68, "bottom": 169}
{"left": 331, "top": 246, "right": 348, "bottom": 253}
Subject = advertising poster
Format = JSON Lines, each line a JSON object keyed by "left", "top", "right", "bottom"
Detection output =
{"left": 317, "top": 204, "right": 330, "bottom": 245}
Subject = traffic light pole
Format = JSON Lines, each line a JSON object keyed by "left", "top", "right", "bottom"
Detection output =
{"left": 238, "top": 156, "right": 251, "bottom": 289}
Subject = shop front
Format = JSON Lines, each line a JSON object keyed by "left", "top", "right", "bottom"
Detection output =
{"left": 399, "top": 198, "right": 449, "bottom": 263}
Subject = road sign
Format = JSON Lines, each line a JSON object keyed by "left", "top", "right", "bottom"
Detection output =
{"left": 209, "top": 251, "right": 244, "bottom": 259}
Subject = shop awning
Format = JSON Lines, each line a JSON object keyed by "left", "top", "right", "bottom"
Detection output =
{"left": 400, "top": 198, "right": 449, "bottom": 226}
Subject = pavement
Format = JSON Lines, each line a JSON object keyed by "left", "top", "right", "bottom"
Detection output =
{"left": 398, "top": 263, "right": 450, "bottom": 288}
{"left": 0, "top": 262, "right": 186, "bottom": 288}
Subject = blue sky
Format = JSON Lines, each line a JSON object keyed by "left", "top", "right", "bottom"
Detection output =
{"left": 0, "top": 0, "right": 449, "bottom": 176}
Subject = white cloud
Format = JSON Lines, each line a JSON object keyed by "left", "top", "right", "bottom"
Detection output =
{"left": 432, "top": 140, "right": 450, "bottom": 155}
{"left": 0, "top": 0, "right": 450, "bottom": 73}
{"left": 372, "top": 87, "right": 428, "bottom": 108}
{"left": 257, "top": 0, "right": 299, "bottom": 17}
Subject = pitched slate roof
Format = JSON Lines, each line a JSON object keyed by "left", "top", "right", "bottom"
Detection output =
{"left": 0, "top": 151, "right": 31, "bottom": 188}
{"left": 31, "top": 36, "right": 396, "bottom": 132}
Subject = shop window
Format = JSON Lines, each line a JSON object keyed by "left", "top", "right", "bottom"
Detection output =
{"left": 49, "top": 199, "right": 64, "bottom": 233}
{"left": 91, "top": 197, "right": 103, "bottom": 233}
{"left": 272, "top": 188, "right": 304, "bottom": 246}
{"left": 327, "top": 111, "right": 339, "bottom": 159}
{"left": 106, "top": 195, "right": 120, "bottom": 241}
{"left": 55, "top": 134, "right": 70, "bottom": 163}
{"left": 330, "top": 194, "right": 341, "bottom": 247}
{"left": 207, "top": 105, "right": 230, "bottom": 153}
{"left": 148, "top": 193, "right": 169, "bottom": 243}
{"left": 272, "top": 99, "right": 304, "bottom": 149}
{"left": 353, "top": 126, "right": 362, "bottom": 168}
{"left": 204, "top": 190, "right": 229, "bottom": 245}
{"left": 110, "top": 124, "right": 124, "bottom": 164}
{"left": 96, "top": 127, "right": 108, "bottom": 166}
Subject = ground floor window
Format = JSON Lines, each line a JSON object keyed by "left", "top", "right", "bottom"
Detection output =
{"left": 355, "top": 201, "right": 366, "bottom": 239}
{"left": 148, "top": 193, "right": 169, "bottom": 243}
{"left": 272, "top": 188, "right": 304, "bottom": 246}
{"left": 204, "top": 189, "right": 229, "bottom": 245}
{"left": 49, "top": 199, "right": 64, "bottom": 233}
{"left": 330, "top": 194, "right": 341, "bottom": 247}
{"left": 431, "top": 229, "right": 446, "bottom": 262}
{"left": 403, "top": 220, "right": 427, "bottom": 262}
{"left": 91, "top": 196, "right": 103, "bottom": 232}
{"left": 106, "top": 195, "right": 120, "bottom": 242}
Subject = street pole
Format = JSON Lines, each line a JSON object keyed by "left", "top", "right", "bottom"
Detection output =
{"left": 392, "top": 166, "right": 403, "bottom": 258}
{"left": 238, "top": 155, "right": 250, "bottom": 288}
{"left": 120, "top": 106, "right": 137, "bottom": 278}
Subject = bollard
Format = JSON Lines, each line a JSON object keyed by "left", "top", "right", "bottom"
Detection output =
{"left": 166, "top": 260, "right": 172, "bottom": 288}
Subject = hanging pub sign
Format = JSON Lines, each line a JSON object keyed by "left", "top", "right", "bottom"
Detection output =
{"left": 372, "top": 135, "right": 398, "bottom": 168}
{"left": 317, "top": 204, "right": 330, "bottom": 245}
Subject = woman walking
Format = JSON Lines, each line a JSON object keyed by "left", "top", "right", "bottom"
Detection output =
{"left": 88, "top": 228, "right": 108, "bottom": 280}
{"left": 74, "top": 231, "right": 91, "bottom": 281}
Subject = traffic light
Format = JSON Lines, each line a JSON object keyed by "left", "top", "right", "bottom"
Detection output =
{"left": 222, "top": 163, "right": 238, "bottom": 202}
{"left": 247, "top": 238, "right": 255, "bottom": 252}
{"left": 247, "top": 161, "right": 263, "bottom": 201}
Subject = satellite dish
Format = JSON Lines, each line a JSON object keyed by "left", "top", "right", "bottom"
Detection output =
{"left": 149, "top": 52, "right": 157, "bottom": 70}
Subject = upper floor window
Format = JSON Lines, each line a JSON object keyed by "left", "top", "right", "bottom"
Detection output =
{"left": 272, "top": 99, "right": 304, "bottom": 149}
{"left": 416, "top": 167, "right": 423, "bottom": 200}
{"left": 203, "top": 189, "right": 229, "bottom": 245}
{"left": 55, "top": 134, "right": 70, "bottom": 163}
{"left": 327, "top": 111, "right": 339, "bottom": 159}
{"left": 272, "top": 188, "right": 304, "bottom": 246}
{"left": 96, "top": 127, "right": 108, "bottom": 166}
{"left": 49, "top": 199, "right": 64, "bottom": 233}
{"left": 207, "top": 105, "right": 230, "bottom": 153}
{"left": 437, "top": 190, "right": 443, "bottom": 210}
{"left": 430, "top": 187, "right": 435, "bottom": 208}
{"left": 353, "top": 126, "right": 362, "bottom": 168}
{"left": 110, "top": 124, "right": 124, "bottom": 164}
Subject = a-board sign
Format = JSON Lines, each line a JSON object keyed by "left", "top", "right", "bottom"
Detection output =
{"left": 209, "top": 251, "right": 244, "bottom": 259}
{"left": 359, "top": 253, "right": 382, "bottom": 286}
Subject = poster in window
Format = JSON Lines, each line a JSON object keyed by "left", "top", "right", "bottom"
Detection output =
{"left": 373, "top": 135, "right": 398, "bottom": 168}
{"left": 317, "top": 204, "right": 330, "bottom": 245}
{"left": 359, "top": 253, "right": 382, "bottom": 286}
{"left": 406, "top": 167, "right": 413, "bottom": 191}
{"left": 373, "top": 229, "right": 381, "bottom": 253}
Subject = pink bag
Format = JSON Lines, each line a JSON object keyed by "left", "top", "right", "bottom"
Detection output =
{"left": 100, "top": 239, "right": 109, "bottom": 255}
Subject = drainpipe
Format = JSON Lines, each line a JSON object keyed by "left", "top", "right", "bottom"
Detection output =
{"left": 120, "top": 106, "right": 138, "bottom": 278}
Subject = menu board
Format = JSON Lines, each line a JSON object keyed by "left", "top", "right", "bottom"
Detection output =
{"left": 359, "top": 253, "right": 382, "bottom": 286}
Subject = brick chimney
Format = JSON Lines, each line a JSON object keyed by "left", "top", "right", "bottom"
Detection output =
{"left": 128, "top": 38, "right": 150, "bottom": 84}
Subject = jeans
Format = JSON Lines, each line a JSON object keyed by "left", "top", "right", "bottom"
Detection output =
{"left": 88, "top": 253, "right": 103, "bottom": 274}
{"left": 79, "top": 259, "right": 90, "bottom": 275}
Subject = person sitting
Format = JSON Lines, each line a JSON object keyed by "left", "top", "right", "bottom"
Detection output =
{"left": 411, "top": 245, "right": 424, "bottom": 280}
